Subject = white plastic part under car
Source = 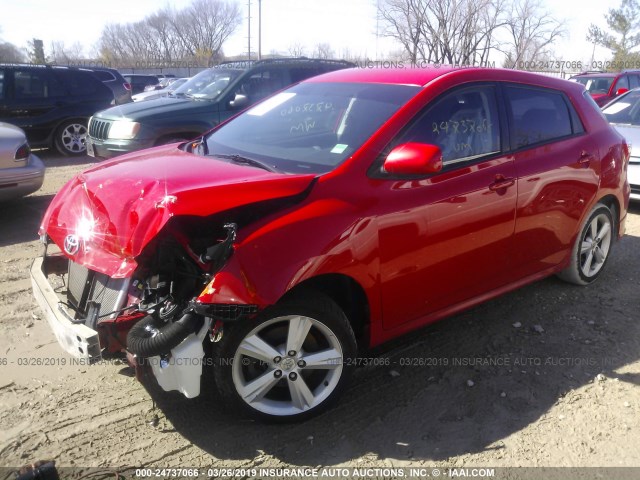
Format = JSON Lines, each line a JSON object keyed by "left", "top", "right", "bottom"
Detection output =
{"left": 149, "top": 318, "right": 212, "bottom": 398}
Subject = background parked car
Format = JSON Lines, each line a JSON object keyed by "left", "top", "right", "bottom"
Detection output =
{"left": 87, "top": 67, "right": 132, "bottom": 105}
{"left": 571, "top": 70, "right": 640, "bottom": 106}
{"left": 602, "top": 88, "right": 640, "bottom": 200}
{"left": 0, "top": 64, "right": 115, "bottom": 156}
{"left": 132, "top": 78, "right": 189, "bottom": 102}
{"left": 87, "top": 58, "right": 355, "bottom": 158}
{"left": 0, "top": 122, "right": 44, "bottom": 201}
{"left": 122, "top": 74, "right": 160, "bottom": 94}
{"left": 143, "top": 77, "right": 179, "bottom": 92}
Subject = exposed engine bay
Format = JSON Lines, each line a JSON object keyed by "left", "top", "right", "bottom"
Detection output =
{"left": 35, "top": 221, "right": 242, "bottom": 398}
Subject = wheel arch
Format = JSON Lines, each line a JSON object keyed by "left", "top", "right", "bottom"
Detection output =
{"left": 280, "top": 273, "right": 371, "bottom": 349}
{"left": 596, "top": 194, "right": 620, "bottom": 238}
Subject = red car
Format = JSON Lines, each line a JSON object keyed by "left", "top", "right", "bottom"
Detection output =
{"left": 32, "top": 66, "right": 630, "bottom": 422}
{"left": 571, "top": 70, "right": 640, "bottom": 106}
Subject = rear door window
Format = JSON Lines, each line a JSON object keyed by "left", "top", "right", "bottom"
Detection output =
{"left": 56, "top": 70, "right": 101, "bottom": 96}
{"left": 504, "top": 86, "right": 573, "bottom": 149}
{"left": 289, "top": 67, "right": 322, "bottom": 83}
{"left": 13, "top": 69, "right": 65, "bottom": 99}
{"left": 236, "top": 69, "right": 289, "bottom": 104}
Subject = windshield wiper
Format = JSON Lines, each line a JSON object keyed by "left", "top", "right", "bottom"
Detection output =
{"left": 211, "top": 153, "right": 279, "bottom": 173}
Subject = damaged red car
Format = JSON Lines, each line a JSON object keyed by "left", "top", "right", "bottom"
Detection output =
{"left": 31, "top": 67, "right": 630, "bottom": 422}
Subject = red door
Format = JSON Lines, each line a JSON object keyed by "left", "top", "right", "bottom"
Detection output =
{"left": 503, "top": 85, "right": 600, "bottom": 277}
{"left": 373, "top": 84, "right": 518, "bottom": 329}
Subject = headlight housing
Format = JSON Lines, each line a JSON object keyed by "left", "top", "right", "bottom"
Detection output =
{"left": 108, "top": 120, "right": 141, "bottom": 140}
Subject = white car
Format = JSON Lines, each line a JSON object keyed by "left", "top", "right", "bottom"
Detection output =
{"left": 0, "top": 122, "right": 45, "bottom": 201}
{"left": 131, "top": 78, "right": 189, "bottom": 102}
{"left": 602, "top": 89, "right": 640, "bottom": 200}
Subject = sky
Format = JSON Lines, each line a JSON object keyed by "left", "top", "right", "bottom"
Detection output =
{"left": 0, "top": 0, "right": 622, "bottom": 68}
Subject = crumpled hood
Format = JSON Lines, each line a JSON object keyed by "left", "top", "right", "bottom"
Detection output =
{"left": 40, "top": 145, "right": 316, "bottom": 277}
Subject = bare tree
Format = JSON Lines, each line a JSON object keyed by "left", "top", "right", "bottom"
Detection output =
{"left": 287, "top": 42, "right": 306, "bottom": 57}
{"left": 379, "top": 0, "right": 563, "bottom": 68}
{"left": 379, "top": 0, "right": 507, "bottom": 65}
{"left": 378, "top": 0, "right": 429, "bottom": 64}
{"left": 97, "top": 0, "right": 241, "bottom": 66}
{"left": 500, "top": 0, "right": 565, "bottom": 68}
{"left": 0, "top": 40, "right": 25, "bottom": 62}
{"left": 313, "top": 43, "right": 335, "bottom": 59}
{"left": 50, "top": 41, "right": 85, "bottom": 63}
{"left": 171, "top": 0, "right": 242, "bottom": 62}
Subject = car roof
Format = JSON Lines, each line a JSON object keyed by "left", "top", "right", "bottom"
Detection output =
{"left": 213, "top": 58, "right": 355, "bottom": 71}
{"left": 572, "top": 72, "right": 616, "bottom": 78}
{"left": 305, "top": 66, "right": 583, "bottom": 92}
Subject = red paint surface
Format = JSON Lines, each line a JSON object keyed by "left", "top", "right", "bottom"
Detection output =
{"left": 40, "top": 67, "right": 630, "bottom": 348}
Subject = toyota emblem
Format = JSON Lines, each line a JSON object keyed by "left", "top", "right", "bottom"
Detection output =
{"left": 64, "top": 234, "right": 80, "bottom": 255}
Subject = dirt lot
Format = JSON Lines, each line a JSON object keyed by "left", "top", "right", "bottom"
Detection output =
{"left": 0, "top": 151, "right": 639, "bottom": 472}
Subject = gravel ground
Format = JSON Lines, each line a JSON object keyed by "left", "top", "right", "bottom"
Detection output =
{"left": 0, "top": 150, "right": 639, "bottom": 472}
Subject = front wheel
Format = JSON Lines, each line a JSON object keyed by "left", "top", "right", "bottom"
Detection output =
{"left": 54, "top": 120, "right": 88, "bottom": 156}
{"left": 558, "top": 203, "right": 614, "bottom": 285}
{"left": 214, "top": 292, "right": 357, "bottom": 422}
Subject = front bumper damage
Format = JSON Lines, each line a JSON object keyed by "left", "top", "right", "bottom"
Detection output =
{"left": 30, "top": 256, "right": 101, "bottom": 360}
{"left": 30, "top": 253, "right": 210, "bottom": 397}
{"left": 29, "top": 241, "right": 257, "bottom": 399}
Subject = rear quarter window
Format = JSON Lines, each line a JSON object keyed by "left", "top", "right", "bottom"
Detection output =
{"left": 55, "top": 70, "right": 103, "bottom": 96}
{"left": 90, "top": 70, "right": 115, "bottom": 82}
{"left": 289, "top": 67, "right": 322, "bottom": 83}
{"left": 505, "top": 86, "right": 574, "bottom": 149}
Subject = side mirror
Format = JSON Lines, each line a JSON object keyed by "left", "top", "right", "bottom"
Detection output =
{"left": 383, "top": 143, "right": 443, "bottom": 176}
{"left": 616, "top": 88, "right": 629, "bottom": 96}
{"left": 229, "top": 93, "right": 249, "bottom": 109}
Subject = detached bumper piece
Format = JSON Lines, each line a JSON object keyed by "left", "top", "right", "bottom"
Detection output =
{"left": 30, "top": 256, "right": 101, "bottom": 360}
{"left": 30, "top": 253, "right": 131, "bottom": 361}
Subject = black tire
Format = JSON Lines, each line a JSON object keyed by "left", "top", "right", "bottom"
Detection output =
{"left": 214, "top": 291, "right": 357, "bottom": 422}
{"left": 557, "top": 203, "right": 615, "bottom": 285}
{"left": 54, "top": 119, "right": 88, "bottom": 156}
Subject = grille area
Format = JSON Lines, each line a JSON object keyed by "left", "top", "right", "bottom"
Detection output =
{"left": 89, "top": 118, "right": 112, "bottom": 140}
{"left": 68, "top": 261, "right": 91, "bottom": 310}
{"left": 67, "top": 261, "right": 129, "bottom": 327}
{"left": 632, "top": 185, "right": 640, "bottom": 196}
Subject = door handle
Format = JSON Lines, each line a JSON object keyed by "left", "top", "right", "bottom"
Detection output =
{"left": 578, "top": 151, "right": 592, "bottom": 165}
{"left": 489, "top": 175, "right": 515, "bottom": 191}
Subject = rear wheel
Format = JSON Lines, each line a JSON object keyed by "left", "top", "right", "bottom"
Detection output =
{"left": 558, "top": 203, "right": 614, "bottom": 285}
{"left": 54, "top": 120, "right": 88, "bottom": 156}
{"left": 214, "top": 292, "right": 357, "bottom": 422}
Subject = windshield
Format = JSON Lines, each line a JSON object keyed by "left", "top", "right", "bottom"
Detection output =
{"left": 172, "top": 68, "right": 239, "bottom": 99}
{"left": 166, "top": 78, "right": 188, "bottom": 91}
{"left": 573, "top": 76, "right": 615, "bottom": 94}
{"left": 602, "top": 90, "right": 640, "bottom": 125}
{"left": 204, "top": 82, "right": 420, "bottom": 174}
